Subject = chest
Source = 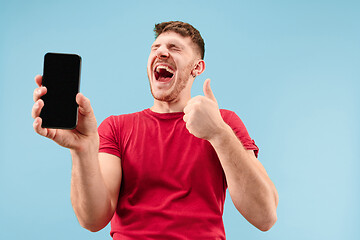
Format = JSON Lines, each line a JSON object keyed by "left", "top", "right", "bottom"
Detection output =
{"left": 119, "top": 118, "right": 225, "bottom": 194}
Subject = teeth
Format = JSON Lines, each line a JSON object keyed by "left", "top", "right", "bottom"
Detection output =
{"left": 156, "top": 65, "right": 174, "bottom": 74}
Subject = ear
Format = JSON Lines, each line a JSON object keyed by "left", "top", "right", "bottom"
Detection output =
{"left": 191, "top": 60, "right": 206, "bottom": 77}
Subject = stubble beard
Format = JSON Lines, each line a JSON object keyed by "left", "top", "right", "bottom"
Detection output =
{"left": 149, "top": 65, "right": 192, "bottom": 103}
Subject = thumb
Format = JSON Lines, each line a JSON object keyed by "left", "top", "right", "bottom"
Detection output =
{"left": 76, "top": 93, "right": 93, "bottom": 116}
{"left": 203, "top": 79, "right": 217, "bottom": 103}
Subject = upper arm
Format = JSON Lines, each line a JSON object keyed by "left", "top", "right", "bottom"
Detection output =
{"left": 99, "top": 152, "right": 122, "bottom": 214}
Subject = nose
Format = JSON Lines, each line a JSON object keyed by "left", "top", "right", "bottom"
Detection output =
{"left": 156, "top": 46, "right": 169, "bottom": 59}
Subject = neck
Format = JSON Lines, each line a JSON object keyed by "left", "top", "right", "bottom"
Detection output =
{"left": 150, "top": 76, "right": 195, "bottom": 113}
{"left": 150, "top": 97, "right": 190, "bottom": 113}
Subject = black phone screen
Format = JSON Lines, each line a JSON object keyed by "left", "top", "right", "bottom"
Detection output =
{"left": 40, "top": 52, "right": 81, "bottom": 129}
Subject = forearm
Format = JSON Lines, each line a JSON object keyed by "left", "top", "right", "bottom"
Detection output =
{"left": 70, "top": 139, "right": 113, "bottom": 232}
{"left": 209, "top": 124, "right": 278, "bottom": 231}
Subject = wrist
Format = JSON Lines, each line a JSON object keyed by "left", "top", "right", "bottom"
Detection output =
{"left": 208, "top": 122, "right": 233, "bottom": 146}
{"left": 70, "top": 134, "right": 99, "bottom": 158}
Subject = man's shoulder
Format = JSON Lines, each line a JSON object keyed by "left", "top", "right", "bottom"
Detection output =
{"left": 219, "top": 108, "right": 236, "bottom": 119}
{"left": 219, "top": 109, "right": 247, "bottom": 127}
{"left": 106, "top": 109, "right": 147, "bottom": 120}
{"left": 100, "top": 109, "right": 148, "bottom": 126}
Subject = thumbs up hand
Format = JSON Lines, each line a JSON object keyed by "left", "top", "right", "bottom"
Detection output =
{"left": 183, "top": 79, "right": 227, "bottom": 140}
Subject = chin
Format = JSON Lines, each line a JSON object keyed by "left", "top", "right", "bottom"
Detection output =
{"left": 151, "top": 89, "right": 177, "bottom": 102}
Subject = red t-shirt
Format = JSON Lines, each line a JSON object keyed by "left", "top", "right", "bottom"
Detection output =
{"left": 98, "top": 108, "right": 259, "bottom": 240}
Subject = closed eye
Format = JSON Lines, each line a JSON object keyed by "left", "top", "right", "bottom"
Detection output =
{"left": 151, "top": 44, "right": 160, "bottom": 51}
{"left": 169, "top": 44, "right": 181, "bottom": 51}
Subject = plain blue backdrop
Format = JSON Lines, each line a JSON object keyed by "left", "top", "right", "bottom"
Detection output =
{"left": 0, "top": 0, "right": 359, "bottom": 239}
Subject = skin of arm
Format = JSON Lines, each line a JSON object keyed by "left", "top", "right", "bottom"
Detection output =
{"left": 209, "top": 126, "right": 278, "bottom": 231}
{"left": 32, "top": 75, "right": 122, "bottom": 232}
{"left": 183, "top": 79, "right": 279, "bottom": 231}
{"left": 70, "top": 151, "right": 122, "bottom": 232}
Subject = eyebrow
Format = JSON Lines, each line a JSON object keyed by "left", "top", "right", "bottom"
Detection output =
{"left": 151, "top": 40, "right": 186, "bottom": 49}
{"left": 168, "top": 40, "right": 185, "bottom": 48}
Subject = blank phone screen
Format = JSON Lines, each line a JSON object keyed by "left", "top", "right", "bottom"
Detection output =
{"left": 40, "top": 52, "right": 81, "bottom": 129}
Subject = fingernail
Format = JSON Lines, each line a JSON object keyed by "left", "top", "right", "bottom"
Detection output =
{"left": 37, "top": 89, "right": 41, "bottom": 95}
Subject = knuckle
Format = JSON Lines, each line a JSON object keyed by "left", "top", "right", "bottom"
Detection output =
{"left": 193, "top": 103, "right": 201, "bottom": 111}
{"left": 186, "top": 118, "right": 193, "bottom": 126}
{"left": 31, "top": 110, "right": 36, "bottom": 119}
{"left": 33, "top": 90, "right": 38, "bottom": 101}
{"left": 195, "top": 96, "right": 204, "bottom": 102}
{"left": 33, "top": 88, "right": 44, "bottom": 101}
{"left": 184, "top": 105, "right": 190, "bottom": 114}
{"left": 33, "top": 122, "right": 42, "bottom": 135}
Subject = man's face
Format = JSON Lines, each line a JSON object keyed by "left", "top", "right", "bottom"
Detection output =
{"left": 147, "top": 31, "right": 199, "bottom": 102}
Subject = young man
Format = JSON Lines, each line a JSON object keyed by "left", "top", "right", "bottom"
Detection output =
{"left": 32, "top": 21, "right": 278, "bottom": 239}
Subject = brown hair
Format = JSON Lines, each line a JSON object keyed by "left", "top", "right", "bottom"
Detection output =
{"left": 154, "top": 21, "right": 205, "bottom": 59}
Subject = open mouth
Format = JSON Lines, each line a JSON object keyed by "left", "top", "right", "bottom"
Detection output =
{"left": 154, "top": 65, "right": 174, "bottom": 82}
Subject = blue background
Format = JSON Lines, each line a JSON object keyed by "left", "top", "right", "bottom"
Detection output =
{"left": 0, "top": 0, "right": 359, "bottom": 239}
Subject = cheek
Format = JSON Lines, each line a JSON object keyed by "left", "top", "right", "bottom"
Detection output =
{"left": 147, "top": 54, "right": 155, "bottom": 71}
{"left": 146, "top": 65, "right": 152, "bottom": 77}
{"left": 178, "top": 62, "right": 193, "bottom": 76}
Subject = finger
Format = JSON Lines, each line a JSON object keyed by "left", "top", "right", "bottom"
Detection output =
{"left": 33, "top": 117, "right": 57, "bottom": 140}
{"left": 185, "top": 95, "right": 203, "bottom": 107}
{"left": 76, "top": 93, "right": 93, "bottom": 116}
{"left": 183, "top": 111, "right": 193, "bottom": 123}
{"left": 185, "top": 121, "right": 194, "bottom": 135}
{"left": 183, "top": 113, "right": 188, "bottom": 122}
{"left": 203, "top": 78, "right": 217, "bottom": 103}
{"left": 183, "top": 104, "right": 191, "bottom": 114}
{"left": 184, "top": 98, "right": 201, "bottom": 114}
{"left": 33, "top": 86, "right": 47, "bottom": 102}
{"left": 31, "top": 99, "right": 44, "bottom": 119}
{"left": 33, "top": 117, "right": 49, "bottom": 137}
{"left": 35, "top": 75, "right": 43, "bottom": 87}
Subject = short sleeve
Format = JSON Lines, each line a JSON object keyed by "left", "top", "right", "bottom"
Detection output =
{"left": 98, "top": 115, "right": 121, "bottom": 158}
{"left": 220, "top": 110, "right": 259, "bottom": 158}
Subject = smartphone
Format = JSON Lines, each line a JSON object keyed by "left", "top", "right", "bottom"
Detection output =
{"left": 40, "top": 52, "right": 81, "bottom": 129}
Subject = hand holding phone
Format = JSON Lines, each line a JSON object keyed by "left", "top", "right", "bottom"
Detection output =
{"left": 32, "top": 53, "right": 99, "bottom": 151}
